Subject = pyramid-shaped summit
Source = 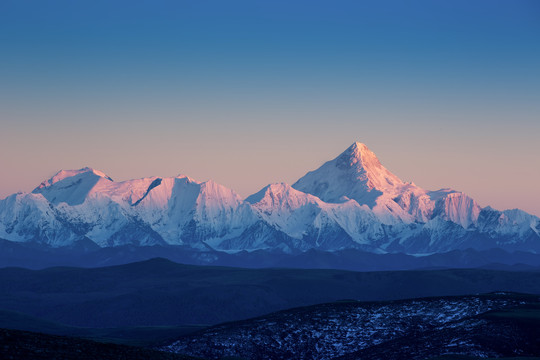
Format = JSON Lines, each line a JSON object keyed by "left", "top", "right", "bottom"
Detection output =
{"left": 0, "top": 142, "right": 538, "bottom": 257}
{"left": 292, "top": 142, "right": 406, "bottom": 208}
{"left": 34, "top": 167, "right": 113, "bottom": 191}
{"left": 32, "top": 167, "right": 115, "bottom": 206}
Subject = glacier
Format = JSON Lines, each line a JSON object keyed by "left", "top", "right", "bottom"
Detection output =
{"left": 0, "top": 142, "right": 539, "bottom": 255}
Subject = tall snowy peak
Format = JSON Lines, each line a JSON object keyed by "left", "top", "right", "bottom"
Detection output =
{"left": 292, "top": 142, "right": 408, "bottom": 208}
{"left": 292, "top": 142, "right": 486, "bottom": 228}
{"left": 476, "top": 207, "right": 540, "bottom": 238}
{"left": 245, "top": 182, "right": 380, "bottom": 247}
{"left": 0, "top": 192, "right": 81, "bottom": 246}
{"left": 21, "top": 169, "right": 256, "bottom": 248}
{"left": 32, "top": 167, "right": 114, "bottom": 206}
{"left": 247, "top": 183, "right": 326, "bottom": 209}
{"left": 1, "top": 145, "right": 538, "bottom": 255}
{"left": 126, "top": 175, "right": 255, "bottom": 246}
{"left": 34, "top": 167, "right": 113, "bottom": 190}
{"left": 245, "top": 183, "right": 328, "bottom": 239}
{"left": 292, "top": 142, "right": 432, "bottom": 224}
{"left": 193, "top": 179, "right": 252, "bottom": 228}
{"left": 428, "top": 189, "right": 481, "bottom": 228}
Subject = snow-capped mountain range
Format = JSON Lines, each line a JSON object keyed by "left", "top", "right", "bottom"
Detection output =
{"left": 1, "top": 142, "right": 539, "bottom": 254}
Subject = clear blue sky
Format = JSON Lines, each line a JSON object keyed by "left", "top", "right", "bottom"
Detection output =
{"left": 1, "top": 0, "right": 539, "bottom": 215}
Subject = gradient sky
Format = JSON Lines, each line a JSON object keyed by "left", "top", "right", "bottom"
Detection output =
{"left": 1, "top": 0, "right": 539, "bottom": 216}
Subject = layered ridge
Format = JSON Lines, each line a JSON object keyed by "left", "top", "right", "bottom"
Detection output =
{"left": 1, "top": 143, "right": 538, "bottom": 254}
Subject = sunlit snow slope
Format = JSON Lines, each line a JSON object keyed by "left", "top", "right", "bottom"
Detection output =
{"left": 0, "top": 143, "right": 538, "bottom": 254}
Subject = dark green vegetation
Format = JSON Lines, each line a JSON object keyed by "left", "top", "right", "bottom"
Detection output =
{"left": 2, "top": 258, "right": 540, "bottom": 330}
{"left": 0, "top": 327, "right": 198, "bottom": 360}
{"left": 163, "top": 293, "right": 540, "bottom": 360}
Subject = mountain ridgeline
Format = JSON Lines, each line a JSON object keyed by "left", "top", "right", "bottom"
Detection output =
{"left": 1, "top": 142, "right": 539, "bottom": 263}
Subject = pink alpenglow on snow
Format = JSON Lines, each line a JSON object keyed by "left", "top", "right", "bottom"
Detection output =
{"left": 0, "top": 143, "right": 538, "bottom": 255}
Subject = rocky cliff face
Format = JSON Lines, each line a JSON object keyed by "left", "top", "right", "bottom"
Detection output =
{"left": 1, "top": 143, "right": 539, "bottom": 254}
